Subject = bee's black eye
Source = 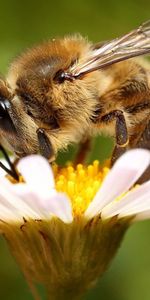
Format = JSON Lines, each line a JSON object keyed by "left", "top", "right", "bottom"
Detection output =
{"left": 54, "top": 70, "right": 74, "bottom": 83}
{"left": 0, "top": 98, "right": 16, "bottom": 133}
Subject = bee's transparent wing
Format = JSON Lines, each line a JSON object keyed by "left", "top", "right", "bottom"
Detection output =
{"left": 69, "top": 20, "right": 150, "bottom": 78}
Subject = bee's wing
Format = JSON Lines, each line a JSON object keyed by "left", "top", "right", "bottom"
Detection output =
{"left": 70, "top": 20, "right": 150, "bottom": 78}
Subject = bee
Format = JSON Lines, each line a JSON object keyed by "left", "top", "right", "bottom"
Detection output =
{"left": 0, "top": 20, "right": 150, "bottom": 181}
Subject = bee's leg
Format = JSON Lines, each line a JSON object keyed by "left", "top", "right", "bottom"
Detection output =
{"left": 75, "top": 137, "right": 91, "bottom": 164}
{"left": 0, "top": 145, "right": 19, "bottom": 180}
{"left": 37, "top": 128, "right": 55, "bottom": 161}
{"left": 134, "top": 120, "right": 150, "bottom": 183}
{"left": 111, "top": 144, "right": 128, "bottom": 166}
{"left": 99, "top": 110, "right": 129, "bottom": 165}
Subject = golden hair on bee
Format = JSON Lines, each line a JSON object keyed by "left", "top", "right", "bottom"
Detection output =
{"left": 0, "top": 20, "right": 150, "bottom": 182}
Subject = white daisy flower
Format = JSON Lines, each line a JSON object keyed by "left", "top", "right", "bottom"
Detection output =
{"left": 0, "top": 149, "right": 150, "bottom": 300}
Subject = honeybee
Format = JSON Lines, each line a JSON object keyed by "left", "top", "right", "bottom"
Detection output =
{"left": 0, "top": 20, "right": 150, "bottom": 181}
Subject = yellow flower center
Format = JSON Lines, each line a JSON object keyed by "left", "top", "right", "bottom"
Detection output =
{"left": 52, "top": 160, "right": 110, "bottom": 216}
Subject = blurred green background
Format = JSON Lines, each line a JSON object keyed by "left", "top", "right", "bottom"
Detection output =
{"left": 0, "top": 0, "right": 150, "bottom": 299}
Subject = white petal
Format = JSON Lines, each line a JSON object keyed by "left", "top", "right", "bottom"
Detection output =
{"left": 17, "top": 155, "right": 55, "bottom": 197}
{"left": 11, "top": 184, "right": 48, "bottom": 218}
{"left": 0, "top": 179, "right": 40, "bottom": 219}
{"left": 0, "top": 168, "right": 6, "bottom": 177}
{"left": 102, "top": 180, "right": 150, "bottom": 218}
{"left": 12, "top": 184, "right": 73, "bottom": 223}
{"left": 39, "top": 192, "right": 73, "bottom": 223}
{"left": 0, "top": 156, "right": 73, "bottom": 223}
{"left": 0, "top": 158, "right": 73, "bottom": 223}
{"left": 85, "top": 149, "right": 150, "bottom": 219}
{"left": 0, "top": 203, "right": 20, "bottom": 222}
{"left": 134, "top": 210, "right": 150, "bottom": 221}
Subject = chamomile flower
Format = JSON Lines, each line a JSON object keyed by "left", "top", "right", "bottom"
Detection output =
{"left": 0, "top": 149, "right": 150, "bottom": 300}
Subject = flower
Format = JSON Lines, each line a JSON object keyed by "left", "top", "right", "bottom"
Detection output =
{"left": 0, "top": 149, "right": 150, "bottom": 300}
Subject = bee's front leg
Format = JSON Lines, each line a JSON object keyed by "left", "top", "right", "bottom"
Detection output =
{"left": 0, "top": 144, "right": 19, "bottom": 180}
{"left": 96, "top": 110, "right": 129, "bottom": 165}
{"left": 37, "top": 128, "right": 55, "bottom": 162}
{"left": 134, "top": 119, "right": 150, "bottom": 183}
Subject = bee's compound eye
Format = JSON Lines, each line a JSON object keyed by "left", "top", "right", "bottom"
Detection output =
{"left": 0, "top": 99, "right": 10, "bottom": 118}
{"left": 0, "top": 99, "right": 16, "bottom": 133}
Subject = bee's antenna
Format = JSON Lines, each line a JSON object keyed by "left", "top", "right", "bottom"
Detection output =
{"left": 0, "top": 145, "right": 19, "bottom": 181}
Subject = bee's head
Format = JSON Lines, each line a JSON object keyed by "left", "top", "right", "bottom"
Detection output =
{"left": 0, "top": 37, "right": 99, "bottom": 158}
